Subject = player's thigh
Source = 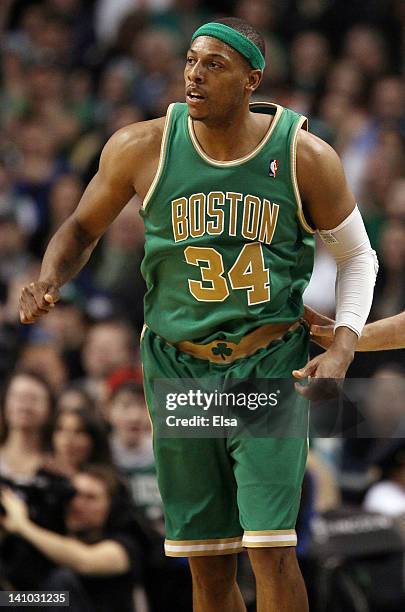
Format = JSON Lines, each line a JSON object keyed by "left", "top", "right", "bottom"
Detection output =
{"left": 231, "top": 435, "right": 308, "bottom": 533}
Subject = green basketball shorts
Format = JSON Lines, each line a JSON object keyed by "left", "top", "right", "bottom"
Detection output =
{"left": 140, "top": 322, "right": 310, "bottom": 557}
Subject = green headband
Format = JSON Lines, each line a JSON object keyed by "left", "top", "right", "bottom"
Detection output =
{"left": 191, "top": 22, "right": 265, "bottom": 71}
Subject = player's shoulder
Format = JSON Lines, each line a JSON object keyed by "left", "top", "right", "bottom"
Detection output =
{"left": 296, "top": 129, "right": 341, "bottom": 171}
{"left": 105, "top": 116, "right": 166, "bottom": 160}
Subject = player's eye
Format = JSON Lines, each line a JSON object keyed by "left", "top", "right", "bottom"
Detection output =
{"left": 186, "top": 57, "right": 196, "bottom": 65}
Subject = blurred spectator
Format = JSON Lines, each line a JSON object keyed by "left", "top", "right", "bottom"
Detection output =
{"left": 95, "top": 0, "right": 173, "bottom": 45}
{"left": 363, "top": 441, "right": 405, "bottom": 516}
{"left": 371, "top": 223, "right": 405, "bottom": 320}
{"left": 94, "top": 61, "right": 135, "bottom": 124}
{"left": 33, "top": 300, "right": 87, "bottom": 380}
{"left": 0, "top": 465, "right": 142, "bottom": 612}
{"left": 13, "top": 117, "right": 69, "bottom": 252}
{"left": 80, "top": 319, "right": 139, "bottom": 405}
{"left": 107, "top": 378, "right": 192, "bottom": 611}
{"left": 0, "top": 370, "right": 54, "bottom": 479}
{"left": 343, "top": 25, "right": 389, "bottom": 78}
{"left": 339, "top": 364, "right": 405, "bottom": 504}
{"left": 0, "top": 211, "right": 32, "bottom": 288}
{"left": 107, "top": 380, "right": 160, "bottom": 527}
{"left": 51, "top": 408, "right": 112, "bottom": 477}
{"left": 0, "top": 160, "right": 38, "bottom": 237}
{"left": 48, "top": 173, "right": 84, "bottom": 236}
{"left": 290, "top": 31, "right": 330, "bottom": 96}
{"left": 384, "top": 178, "right": 405, "bottom": 222}
{"left": 71, "top": 102, "right": 145, "bottom": 183}
{"left": 363, "top": 364, "right": 405, "bottom": 438}
{"left": 131, "top": 27, "right": 178, "bottom": 117}
{"left": 93, "top": 198, "right": 146, "bottom": 330}
{"left": 0, "top": 370, "right": 74, "bottom": 590}
{"left": 16, "top": 343, "right": 68, "bottom": 393}
{"left": 56, "top": 384, "right": 97, "bottom": 413}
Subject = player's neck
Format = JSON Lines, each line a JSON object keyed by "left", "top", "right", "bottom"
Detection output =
{"left": 193, "top": 108, "right": 272, "bottom": 162}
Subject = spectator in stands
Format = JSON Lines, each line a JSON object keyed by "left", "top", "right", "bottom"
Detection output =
{"left": 364, "top": 441, "right": 405, "bottom": 516}
{"left": 93, "top": 198, "right": 146, "bottom": 331}
{"left": 80, "top": 319, "right": 139, "bottom": 405}
{"left": 107, "top": 378, "right": 192, "bottom": 611}
{"left": 16, "top": 342, "right": 68, "bottom": 393}
{"left": 107, "top": 379, "right": 160, "bottom": 527}
{"left": 56, "top": 384, "right": 96, "bottom": 413}
{"left": 48, "top": 173, "right": 84, "bottom": 237}
{"left": 51, "top": 407, "right": 112, "bottom": 477}
{"left": 0, "top": 370, "right": 54, "bottom": 479}
{"left": 0, "top": 464, "right": 142, "bottom": 612}
{"left": 0, "top": 369, "right": 73, "bottom": 590}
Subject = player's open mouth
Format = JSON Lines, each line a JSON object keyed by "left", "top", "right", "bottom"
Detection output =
{"left": 187, "top": 92, "right": 206, "bottom": 104}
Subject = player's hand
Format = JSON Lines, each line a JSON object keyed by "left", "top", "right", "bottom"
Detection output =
{"left": 292, "top": 347, "right": 352, "bottom": 399}
{"left": 19, "top": 281, "right": 60, "bottom": 324}
{"left": 303, "top": 305, "right": 335, "bottom": 350}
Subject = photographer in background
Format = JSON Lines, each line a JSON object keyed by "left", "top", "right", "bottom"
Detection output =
{"left": 0, "top": 369, "right": 73, "bottom": 590}
{"left": 0, "top": 464, "right": 143, "bottom": 612}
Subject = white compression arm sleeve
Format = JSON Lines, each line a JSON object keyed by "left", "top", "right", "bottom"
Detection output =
{"left": 318, "top": 206, "right": 378, "bottom": 337}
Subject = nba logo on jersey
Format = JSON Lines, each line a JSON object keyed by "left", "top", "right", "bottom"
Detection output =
{"left": 268, "top": 159, "right": 278, "bottom": 178}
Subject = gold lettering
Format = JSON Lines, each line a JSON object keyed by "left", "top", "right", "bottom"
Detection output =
{"left": 227, "top": 192, "right": 242, "bottom": 236}
{"left": 189, "top": 193, "right": 206, "bottom": 238}
{"left": 206, "top": 192, "right": 225, "bottom": 235}
{"left": 171, "top": 197, "right": 188, "bottom": 242}
{"left": 258, "top": 200, "right": 279, "bottom": 245}
{"left": 242, "top": 195, "right": 260, "bottom": 240}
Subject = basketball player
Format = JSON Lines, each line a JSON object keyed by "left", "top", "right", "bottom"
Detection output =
{"left": 305, "top": 306, "right": 405, "bottom": 352}
{"left": 19, "top": 18, "right": 378, "bottom": 612}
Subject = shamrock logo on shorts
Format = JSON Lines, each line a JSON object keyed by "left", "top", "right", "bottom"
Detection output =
{"left": 212, "top": 342, "right": 233, "bottom": 360}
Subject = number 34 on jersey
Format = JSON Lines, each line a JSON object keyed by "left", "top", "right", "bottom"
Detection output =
{"left": 171, "top": 191, "right": 280, "bottom": 306}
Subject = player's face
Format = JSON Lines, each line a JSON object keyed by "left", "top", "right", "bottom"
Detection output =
{"left": 184, "top": 36, "right": 253, "bottom": 125}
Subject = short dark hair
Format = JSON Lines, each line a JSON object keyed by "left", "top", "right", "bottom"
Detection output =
{"left": 213, "top": 17, "right": 265, "bottom": 59}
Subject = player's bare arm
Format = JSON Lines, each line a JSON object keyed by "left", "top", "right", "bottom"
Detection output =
{"left": 293, "top": 131, "right": 375, "bottom": 382}
{"left": 308, "top": 307, "right": 405, "bottom": 352}
{"left": 19, "top": 118, "right": 165, "bottom": 324}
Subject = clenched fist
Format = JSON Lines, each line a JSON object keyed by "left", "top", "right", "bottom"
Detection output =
{"left": 19, "top": 281, "right": 60, "bottom": 324}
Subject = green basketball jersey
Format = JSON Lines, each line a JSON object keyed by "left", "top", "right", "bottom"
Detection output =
{"left": 140, "top": 102, "right": 315, "bottom": 344}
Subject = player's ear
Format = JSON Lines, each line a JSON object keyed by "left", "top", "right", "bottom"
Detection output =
{"left": 246, "top": 69, "right": 263, "bottom": 94}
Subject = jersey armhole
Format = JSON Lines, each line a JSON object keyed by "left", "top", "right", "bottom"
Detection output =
{"left": 141, "top": 103, "right": 175, "bottom": 212}
{"left": 291, "top": 116, "right": 316, "bottom": 234}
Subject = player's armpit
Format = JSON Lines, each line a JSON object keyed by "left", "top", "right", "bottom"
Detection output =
{"left": 296, "top": 130, "right": 356, "bottom": 231}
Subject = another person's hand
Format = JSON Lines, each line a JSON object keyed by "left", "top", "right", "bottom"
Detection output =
{"left": 19, "top": 282, "right": 60, "bottom": 324}
{"left": 304, "top": 305, "right": 335, "bottom": 349}
{"left": 0, "top": 487, "right": 30, "bottom": 534}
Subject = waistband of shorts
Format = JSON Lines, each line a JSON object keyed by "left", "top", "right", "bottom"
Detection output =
{"left": 175, "top": 321, "right": 304, "bottom": 363}
{"left": 135, "top": 319, "right": 304, "bottom": 364}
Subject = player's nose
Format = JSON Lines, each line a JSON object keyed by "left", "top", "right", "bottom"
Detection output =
{"left": 188, "top": 61, "right": 204, "bottom": 83}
